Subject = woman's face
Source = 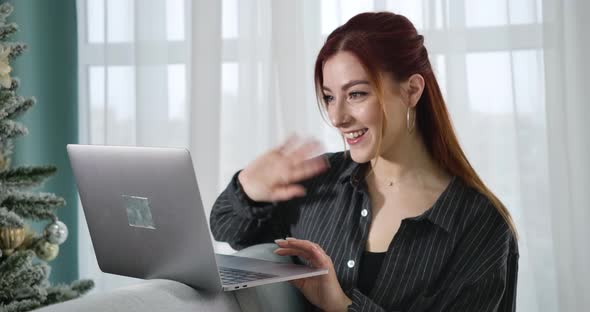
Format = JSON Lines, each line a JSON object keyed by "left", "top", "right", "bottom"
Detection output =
{"left": 322, "top": 51, "right": 410, "bottom": 163}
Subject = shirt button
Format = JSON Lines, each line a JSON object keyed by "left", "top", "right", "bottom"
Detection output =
{"left": 347, "top": 260, "right": 355, "bottom": 268}
{"left": 361, "top": 209, "right": 368, "bottom": 217}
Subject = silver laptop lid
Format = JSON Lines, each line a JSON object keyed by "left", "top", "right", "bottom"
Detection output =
{"left": 67, "top": 144, "right": 222, "bottom": 292}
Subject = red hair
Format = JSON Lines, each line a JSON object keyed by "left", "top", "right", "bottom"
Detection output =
{"left": 314, "top": 12, "right": 517, "bottom": 237}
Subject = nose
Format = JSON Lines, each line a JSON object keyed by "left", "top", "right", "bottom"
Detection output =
{"left": 328, "top": 100, "right": 351, "bottom": 128}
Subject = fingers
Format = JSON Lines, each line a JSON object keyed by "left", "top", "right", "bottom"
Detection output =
{"left": 276, "top": 134, "right": 300, "bottom": 154}
{"left": 287, "top": 156, "right": 329, "bottom": 183}
{"left": 270, "top": 185, "right": 306, "bottom": 202}
{"left": 274, "top": 247, "right": 314, "bottom": 260}
{"left": 274, "top": 238, "right": 329, "bottom": 268}
{"left": 289, "top": 139, "right": 323, "bottom": 164}
{"left": 268, "top": 136, "right": 328, "bottom": 203}
{"left": 284, "top": 238, "right": 328, "bottom": 263}
{"left": 277, "top": 135, "right": 324, "bottom": 166}
{"left": 274, "top": 136, "right": 328, "bottom": 186}
{"left": 288, "top": 279, "right": 305, "bottom": 289}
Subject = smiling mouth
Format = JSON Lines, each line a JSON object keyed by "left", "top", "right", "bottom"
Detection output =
{"left": 344, "top": 128, "right": 368, "bottom": 139}
{"left": 344, "top": 128, "right": 368, "bottom": 145}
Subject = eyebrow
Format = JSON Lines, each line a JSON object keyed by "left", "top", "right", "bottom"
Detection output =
{"left": 322, "top": 80, "right": 370, "bottom": 92}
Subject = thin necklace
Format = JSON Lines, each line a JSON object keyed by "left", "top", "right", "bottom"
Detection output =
{"left": 370, "top": 170, "right": 417, "bottom": 188}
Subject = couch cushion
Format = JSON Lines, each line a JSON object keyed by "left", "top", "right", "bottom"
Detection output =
{"left": 36, "top": 244, "right": 308, "bottom": 312}
{"left": 35, "top": 279, "right": 241, "bottom": 312}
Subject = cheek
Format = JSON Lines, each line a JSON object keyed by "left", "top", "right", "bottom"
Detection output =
{"left": 351, "top": 101, "right": 382, "bottom": 127}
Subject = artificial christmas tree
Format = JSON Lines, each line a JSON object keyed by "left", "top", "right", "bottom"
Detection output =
{"left": 0, "top": 2, "right": 93, "bottom": 311}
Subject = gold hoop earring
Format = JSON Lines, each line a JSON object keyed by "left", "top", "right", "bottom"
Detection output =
{"left": 406, "top": 107, "right": 416, "bottom": 133}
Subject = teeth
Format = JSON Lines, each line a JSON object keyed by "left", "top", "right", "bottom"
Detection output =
{"left": 345, "top": 129, "right": 367, "bottom": 139}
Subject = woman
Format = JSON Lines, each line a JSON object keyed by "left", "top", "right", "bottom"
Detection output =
{"left": 211, "top": 12, "right": 518, "bottom": 312}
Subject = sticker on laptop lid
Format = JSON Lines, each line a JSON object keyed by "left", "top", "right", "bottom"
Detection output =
{"left": 122, "top": 195, "right": 156, "bottom": 229}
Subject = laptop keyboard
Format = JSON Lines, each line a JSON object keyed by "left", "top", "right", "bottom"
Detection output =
{"left": 219, "top": 267, "right": 277, "bottom": 285}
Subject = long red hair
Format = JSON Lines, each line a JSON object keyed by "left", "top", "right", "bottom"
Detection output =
{"left": 314, "top": 12, "right": 517, "bottom": 237}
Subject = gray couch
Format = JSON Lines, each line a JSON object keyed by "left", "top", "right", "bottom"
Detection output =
{"left": 36, "top": 244, "right": 310, "bottom": 312}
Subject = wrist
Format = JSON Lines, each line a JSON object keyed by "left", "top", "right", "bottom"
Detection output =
{"left": 342, "top": 296, "right": 353, "bottom": 311}
{"left": 237, "top": 170, "right": 247, "bottom": 188}
{"left": 327, "top": 294, "right": 352, "bottom": 312}
{"left": 237, "top": 170, "right": 264, "bottom": 204}
{"left": 237, "top": 171, "right": 253, "bottom": 198}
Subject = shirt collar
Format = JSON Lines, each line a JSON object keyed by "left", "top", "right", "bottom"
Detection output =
{"left": 338, "top": 152, "right": 465, "bottom": 233}
{"left": 337, "top": 154, "right": 461, "bottom": 233}
{"left": 410, "top": 176, "right": 461, "bottom": 233}
{"left": 337, "top": 156, "right": 367, "bottom": 187}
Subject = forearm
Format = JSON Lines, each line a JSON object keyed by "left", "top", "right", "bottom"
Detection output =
{"left": 210, "top": 171, "right": 284, "bottom": 249}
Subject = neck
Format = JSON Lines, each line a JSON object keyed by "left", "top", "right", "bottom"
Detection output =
{"left": 370, "top": 131, "right": 441, "bottom": 183}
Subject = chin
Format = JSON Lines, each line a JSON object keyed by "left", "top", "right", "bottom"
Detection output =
{"left": 348, "top": 143, "right": 375, "bottom": 164}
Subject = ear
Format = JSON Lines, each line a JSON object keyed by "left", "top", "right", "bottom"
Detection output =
{"left": 405, "top": 74, "right": 425, "bottom": 108}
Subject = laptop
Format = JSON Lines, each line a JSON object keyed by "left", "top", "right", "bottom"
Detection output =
{"left": 67, "top": 144, "right": 327, "bottom": 292}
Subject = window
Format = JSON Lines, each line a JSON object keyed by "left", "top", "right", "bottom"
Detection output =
{"left": 79, "top": 0, "right": 190, "bottom": 146}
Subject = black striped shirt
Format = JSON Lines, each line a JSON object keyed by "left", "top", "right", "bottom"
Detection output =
{"left": 210, "top": 152, "right": 519, "bottom": 311}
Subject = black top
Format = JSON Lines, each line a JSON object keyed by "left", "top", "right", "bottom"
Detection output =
{"left": 358, "top": 251, "right": 387, "bottom": 296}
{"left": 210, "top": 152, "right": 519, "bottom": 311}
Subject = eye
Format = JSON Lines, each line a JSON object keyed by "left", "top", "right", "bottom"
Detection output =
{"left": 348, "top": 91, "right": 368, "bottom": 102}
{"left": 323, "top": 94, "right": 335, "bottom": 104}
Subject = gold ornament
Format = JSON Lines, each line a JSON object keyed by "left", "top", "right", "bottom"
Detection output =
{"left": 0, "top": 151, "right": 9, "bottom": 171}
{"left": 0, "top": 46, "right": 13, "bottom": 88}
{"left": 17, "top": 224, "right": 37, "bottom": 251}
{"left": 0, "top": 226, "right": 25, "bottom": 256}
{"left": 34, "top": 240, "right": 59, "bottom": 261}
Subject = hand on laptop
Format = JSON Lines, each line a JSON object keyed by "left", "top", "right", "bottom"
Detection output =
{"left": 274, "top": 237, "right": 352, "bottom": 311}
{"left": 238, "top": 135, "right": 329, "bottom": 202}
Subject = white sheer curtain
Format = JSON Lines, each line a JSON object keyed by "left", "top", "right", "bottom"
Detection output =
{"left": 76, "top": 0, "right": 590, "bottom": 310}
{"left": 76, "top": 0, "right": 191, "bottom": 291}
